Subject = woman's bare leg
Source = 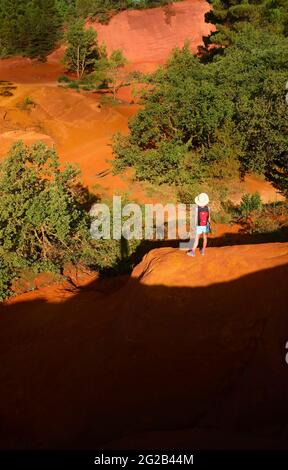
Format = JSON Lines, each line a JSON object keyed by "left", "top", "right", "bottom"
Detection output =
{"left": 193, "top": 234, "right": 200, "bottom": 251}
{"left": 203, "top": 233, "right": 208, "bottom": 250}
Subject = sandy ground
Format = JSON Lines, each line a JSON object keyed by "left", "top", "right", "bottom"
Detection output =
{"left": 0, "top": 57, "right": 63, "bottom": 83}
{"left": 0, "top": 82, "right": 148, "bottom": 199}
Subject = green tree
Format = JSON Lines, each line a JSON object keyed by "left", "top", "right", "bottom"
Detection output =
{"left": 56, "top": 0, "right": 76, "bottom": 21}
{"left": 240, "top": 192, "right": 262, "bottom": 218}
{"left": 0, "top": 142, "right": 92, "bottom": 271}
{"left": 113, "top": 43, "right": 235, "bottom": 184}
{"left": 205, "top": 0, "right": 288, "bottom": 50}
{"left": 74, "top": 0, "right": 172, "bottom": 18}
{"left": 106, "top": 49, "right": 128, "bottom": 100}
{"left": 0, "top": 0, "right": 62, "bottom": 58}
{"left": 93, "top": 47, "right": 128, "bottom": 99}
{"left": 27, "top": 0, "right": 62, "bottom": 59}
{"left": 63, "top": 19, "right": 99, "bottom": 78}
{"left": 0, "top": 141, "right": 141, "bottom": 300}
{"left": 113, "top": 30, "right": 288, "bottom": 194}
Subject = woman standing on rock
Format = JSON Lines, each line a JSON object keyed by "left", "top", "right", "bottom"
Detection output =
{"left": 187, "top": 193, "right": 211, "bottom": 257}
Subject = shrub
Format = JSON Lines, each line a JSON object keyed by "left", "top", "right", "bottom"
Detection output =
{"left": 177, "top": 183, "right": 202, "bottom": 205}
{"left": 16, "top": 96, "right": 36, "bottom": 110}
{"left": 68, "top": 81, "right": 80, "bottom": 89}
{"left": 213, "top": 211, "right": 233, "bottom": 224}
{"left": 0, "top": 46, "right": 8, "bottom": 59}
{"left": 79, "top": 74, "right": 97, "bottom": 91}
{"left": 0, "top": 89, "right": 13, "bottom": 97}
{"left": 97, "top": 11, "right": 110, "bottom": 24}
{"left": 249, "top": 202, "right": 288, "bottom": 235}
{"left": 0, "top": 141, "right": 96, "bottom": 298}
{"left": 0, "top": 141, "right": 145, "bottom": 299}
{"left": 0, "top": 260, "right": 12, "bottom": 301}
{"left": 58, "top": 75, "right": 71, "bottom": 83}
{"left": 240, "top": 192, "right": 262, "bottom": 217}
{"left": 251, "top": 214, "right": 280, "bottom": 234}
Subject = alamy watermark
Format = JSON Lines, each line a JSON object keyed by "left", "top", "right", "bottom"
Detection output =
{"left": 89, "top": 196, "right": 198, "bottom": 249}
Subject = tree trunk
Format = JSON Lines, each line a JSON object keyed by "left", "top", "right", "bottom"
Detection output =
{"left": 77, "top": 45, "right": 80, "bottom": 79}
{"left": 80, "top": 51, "right": 86, "bottom": 79}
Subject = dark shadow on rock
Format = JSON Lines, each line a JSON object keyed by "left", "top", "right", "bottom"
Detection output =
{"left": 0, "top": 263, "right": 287, "bottom": 450}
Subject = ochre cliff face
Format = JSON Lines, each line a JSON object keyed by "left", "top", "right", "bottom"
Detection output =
{"left": 90, "top": 0, "right": 215, "bottom": 71}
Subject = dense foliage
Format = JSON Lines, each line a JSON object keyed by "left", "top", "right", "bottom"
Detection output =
{"left": 70, "top": 0, "right": 172, "bottom": 21}
{"left": 63, "top": 19, "right": 99, "bottom": 78}
{"left": 62, "top": 20, "right": 127, "bottom": 96}
{"left": 0, "top": 0, "right": 62, "bottom": 59}
{"left": 0, "top": 0, "right": 172, "bottom": 58}
{"left": 0, "top": 141, "right": 92, "bottom": 295}
{"left": 0, "top": 142, "right": 137, "bottom": 300}
{"left": 113, "top": 1, "right": 288, "bottom": 197}
{"left": 205, "top": 0, "right": 288, "bottom": 48}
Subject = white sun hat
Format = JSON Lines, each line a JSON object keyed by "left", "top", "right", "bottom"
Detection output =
{"left": 195, "top": 193, "right": 209, "bottom": 207}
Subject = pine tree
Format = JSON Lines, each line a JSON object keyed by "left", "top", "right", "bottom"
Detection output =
{"left": 0, "top": 0, "right": 62, "bottom": 58}
{"left": 63, "top": 19, "right": 99, "bottom": 78}
{"left": 26, "top": 0, "right": 62, "bottom": 59}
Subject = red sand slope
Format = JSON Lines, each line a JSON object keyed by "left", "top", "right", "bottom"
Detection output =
{"left": 0, "top": 243, "right": 287, "bottom": 449}
{"left": 0, "top": 83, "right": 150, "bottom": 199}
{"left": 0, "top": 1, "right": 214, "bottom": 83}
{"left": 91, "top": 0, "right": 215, "bottom": 71}
{"left": 0, "top": 57, "right": 63, "bottom": 83}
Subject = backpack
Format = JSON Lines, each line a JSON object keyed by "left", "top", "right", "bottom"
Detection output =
{"left": 198, "top": 206, "right": 209, "bottom": 226}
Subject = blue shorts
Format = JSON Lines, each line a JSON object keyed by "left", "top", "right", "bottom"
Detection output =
{"left": 196, "top": 225, "right": 208, "bottom": 235}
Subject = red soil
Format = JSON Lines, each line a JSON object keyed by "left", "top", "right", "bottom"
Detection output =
{"left": 91, "top": 0, "right": 215, "bottom": 71}
{"left": 0, "top": 56, "right": 63, "bottom": 83}
{"left": 238, "top": 174, "right": 285, "bottom": 203}
{"left": 92, "top": 0, "right": 215, "bottom": 102}
{"left": 0, "top": 83, "right": 149, "bottom": 200}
